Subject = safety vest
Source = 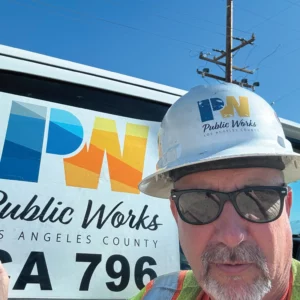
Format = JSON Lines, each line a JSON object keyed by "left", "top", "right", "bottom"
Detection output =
{"left": 129, "top": 259, "right": 300, "bottom": 300}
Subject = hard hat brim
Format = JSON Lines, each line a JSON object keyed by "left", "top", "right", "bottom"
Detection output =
{"left": 139, "top": 141, "right": 300, "bottom": 199}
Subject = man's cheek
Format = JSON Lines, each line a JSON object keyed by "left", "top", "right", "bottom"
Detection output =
{"left": 180, "top": 228, "right": 204, "bottom": 257}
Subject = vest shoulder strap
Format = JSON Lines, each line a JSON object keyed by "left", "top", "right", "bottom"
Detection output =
{"left": 139, "top": 270, "right": 201, "bottom": 300}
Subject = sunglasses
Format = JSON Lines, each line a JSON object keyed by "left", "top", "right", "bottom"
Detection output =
{"left": 171, "top": 186, "right": 288, "bottom": 225}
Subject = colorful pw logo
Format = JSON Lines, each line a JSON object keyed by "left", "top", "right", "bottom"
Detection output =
{"left": 198, "top": 96, "right": 250, "bottom": 122}
{"left": 0, "top": 101, "right": 149, "bottom": 194}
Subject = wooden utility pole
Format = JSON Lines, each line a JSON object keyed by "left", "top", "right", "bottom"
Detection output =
{"left": 225, "top": 0, "right": 233, "bottom": 82}
{"left": 197, "top": 0, "right": 259, "bottom": 90}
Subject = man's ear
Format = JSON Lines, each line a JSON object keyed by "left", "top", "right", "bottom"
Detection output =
{"left": 169, "top": 198, "right": 178, "bottom": 224}
{"left": 286, "top": 186, "right": 293, "bottom": 217}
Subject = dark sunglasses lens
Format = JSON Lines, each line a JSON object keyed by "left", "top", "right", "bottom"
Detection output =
{"left": 236, "top": 189, "right": 282, "bottom": 222}
{"left": 178, "top": 192, "right": 220, "bottom": 224}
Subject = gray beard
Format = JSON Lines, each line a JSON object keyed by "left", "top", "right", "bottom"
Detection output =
{"left": 203, "top": 274, "right": 271, "bottom": 300}
{"left": 200, "top": 242, "right": 272, "bottom": 300}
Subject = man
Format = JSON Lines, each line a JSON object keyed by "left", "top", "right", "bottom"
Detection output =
{"left": 1, "top": 84, "right": 300, "bottom": 300}
{"left": 131, "top": 83, "right": 300, "bottom": 299}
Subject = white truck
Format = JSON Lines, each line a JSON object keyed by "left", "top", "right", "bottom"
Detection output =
{"left": 0, "top": 44, "right": 299, "bottom": 299}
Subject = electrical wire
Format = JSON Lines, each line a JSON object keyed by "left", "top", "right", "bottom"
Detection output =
{"left": 203, "top": 77, "right": 210, "bottom": 85}
{"left": 188, "top": 50, "right": 201, "bottom": 58}
{"left": 104, "top": 0, "right": 252, "bottom": 35}
{"left": 232, "top": 47, "right": 241, "bottom": 58}
{"left": 251, "top": 44, "right": 281, "bottom": 82}
{"left": 247, "top": 4, "right": 296, "bottom": 31}
{"left": 9, "top": 0, "right": 215, "bottom": 52}
{"left": 154, "top": 12, "right": 251, "bottom": 35}
{"left": 156, "top": 15, "right": 225, "bottom": 37}
{"left": 253, "top": 44, "right": 281, "bottom": 71}
{"left": 244, "top": 44, "right": 257, "bottom": 64}
{"left": 270, "top": 87, "right": 300, "bottom": 106}
{"left": 216, "top": 63, "right": 225, "bottom": 74}
{"left": 235, "top": 2, "right": 300, "bottom": 35}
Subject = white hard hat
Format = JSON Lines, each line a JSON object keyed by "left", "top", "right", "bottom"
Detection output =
{"left": 139, "top": 83, "right": 300, "bottom": 199}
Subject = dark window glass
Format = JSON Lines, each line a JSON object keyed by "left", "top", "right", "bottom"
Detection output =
{"left": 293, "top": 237, "right": 300, "bottom": 261}
{"left": 0, "top": 70, "right": 170, "bottom": 122}
{"left": 287, "top": 137, "right": 300, "bottom": 154}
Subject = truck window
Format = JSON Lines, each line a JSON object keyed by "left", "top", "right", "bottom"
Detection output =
{"left": 0, "top": 70, "right": 170, "bottom": 121}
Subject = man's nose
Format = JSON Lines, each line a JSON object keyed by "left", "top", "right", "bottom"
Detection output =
{"left": 214, "top": 201, "right": 248, "bottom": 248}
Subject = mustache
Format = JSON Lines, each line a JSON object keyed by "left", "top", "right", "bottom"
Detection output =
{"left": 201, "top": 242, "right": 270, "bottom": 276}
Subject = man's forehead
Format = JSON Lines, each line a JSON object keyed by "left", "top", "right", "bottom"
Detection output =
{"left": 174, "top": 167, "right": 284, "bottom": 190}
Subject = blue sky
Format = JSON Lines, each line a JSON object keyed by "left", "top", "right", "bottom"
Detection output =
{"left": 1, "top": 0, "right": 300, "bottom": 120}
{"left": 1, "top": 0, "right": 300, "bottom": 228}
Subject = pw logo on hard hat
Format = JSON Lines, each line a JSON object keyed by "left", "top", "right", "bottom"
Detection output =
{"left": 198, "top": 96, "right": 250, "bottom": 122}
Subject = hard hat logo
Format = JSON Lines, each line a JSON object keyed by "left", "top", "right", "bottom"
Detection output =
{"left": 221, "top": 96, "right": 250, "bottom": 118}
{"left": 198, "top": 96, "right": 250, "bottom": 122}
{"left": 198, "top": 95, "right": 255, "bottom": 136}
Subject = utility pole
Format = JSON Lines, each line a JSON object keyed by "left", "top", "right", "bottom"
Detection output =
{"left": 225, "top": 0, "right": 233, "bottom": 83}
{"left": 197, "top": 0, "right": 259, "bottom": 90}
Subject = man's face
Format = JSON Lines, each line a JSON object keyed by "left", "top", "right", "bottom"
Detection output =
{"left": 170, "top": 168, "right": 293, "bottom": 300}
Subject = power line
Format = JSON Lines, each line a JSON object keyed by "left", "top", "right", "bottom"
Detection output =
{"left": 234, "top": 0, "right": 300, "bottom": 39}
{"left": 285, "top": 0, "right": 300, "bottom": 6}
{"left": 253, "top": 43, "right": 300, "bottom": 70}
{"left": 244, "top": 44, "right": 257, "bottom": 64}
{"left": 254, "top": 44, "right": 281, "bottom": 70}
{"left": 9, "top": 0, "right": 215, "bottom": 52}
{"left": 188, "top": 50, "right": 201, "bottom": 58}
{"left": 232, "top": 47, "right": 241, "bottom": 58}
{"left": 29, "top": 0, "right": 138, "bottom": 30}
{"left": 234, "top": 4, "right": 269, "bottom": 19}
{"left": 154, "top": 11, "right": 251, "bottom": 35}
{"left": 105, "top": 0, "right": 253, "bottom": 35}
{"left": 156, "top": 15, "right": 225, "bottom": 37}
{"left": 270, "top": 87, "right": 300, "bottom": 106}
{"left": 279, "top": 45, "right": 300, "bottom": 58}
{"left": 247, "top": 3, "right": 296, "bottom": 31}
{"left": 251, "top": 44, "right": 281, "bottom": 81}
{"left": 216, "top": 63, "right": 225, "bottom": 73}
{"left": 233, "top": 1, "right": 300, "bottom": 45}
{"left": 32, "top": 0, "right": 226, "bottom": 41}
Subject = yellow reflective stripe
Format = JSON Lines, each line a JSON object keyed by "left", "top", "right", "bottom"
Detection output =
{"left": 291, "top": 258, "right": 300, "bottom": 300}
{"left": 177, "top": 270, "right": 201, "bottom": 300}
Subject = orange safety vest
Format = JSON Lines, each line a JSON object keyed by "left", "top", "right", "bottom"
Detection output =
{"left": 129, "top": 259, "right": 300, "bottom": 300}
